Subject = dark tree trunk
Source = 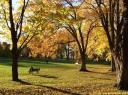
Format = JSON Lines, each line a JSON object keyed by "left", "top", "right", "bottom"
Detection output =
{"left": 12, "top": 40, "right": 19, "bottom": 81}
{"left": 116, "top": 0, "right": 128, "bottom": 90}
{"left": 79, "top": 52, "right": 87, "bottom": 71}
{"left": 117, "top": 63, "right": 128, "bottom": 90}
{"left": 8, "top": 0, "right": 30, "bottom": 81}
{"left": 114, "top": 55, "right": 128, "bottom": 90}
{"left": 12, "top": 53, "right": 18, "bottom": 81}
{"left": 111, "top": 56, "right": 116, "bottom": 72}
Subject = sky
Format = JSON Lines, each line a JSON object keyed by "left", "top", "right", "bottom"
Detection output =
{"left": 0, "top": 0, "right": 82, "bottom": 43}
{"left": 0, "top": 0, "right": 18, "bottom": 43}
{"left": 12, "top": 0, "right": 19, "bottom": 11}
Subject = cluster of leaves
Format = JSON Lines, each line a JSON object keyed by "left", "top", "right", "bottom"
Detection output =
{"left": 0, "top": 0, "right": 111, "bottom": 61}
{"left": 28, "top": 30, "right": 74, "bottom": 59}
{"left": 26, "top": 0, "right": 110, "bottom": 61}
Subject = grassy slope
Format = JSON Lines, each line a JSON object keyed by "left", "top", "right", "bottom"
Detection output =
{"left": 0, "top": 58, "right": 128, "bottom": 95}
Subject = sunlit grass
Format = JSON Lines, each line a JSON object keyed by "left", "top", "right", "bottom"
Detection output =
{"left": 0, "top": 58, "right": 128, "bottom": 95}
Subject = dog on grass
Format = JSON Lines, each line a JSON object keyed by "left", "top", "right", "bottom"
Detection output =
{"left": 29, "top": 66, "right": 40, "bottom": 74}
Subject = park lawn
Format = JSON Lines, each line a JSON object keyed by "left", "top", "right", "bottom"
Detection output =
{"left": 0, "top": 58, "right": 128, "bottom": 95}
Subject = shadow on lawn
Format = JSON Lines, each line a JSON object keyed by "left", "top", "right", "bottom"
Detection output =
{"left": 35, "top": 74, "right": 58, "bottom": 79}
{"left": 36, "top": 85, "right": 81, "bottom": 95}
{"left": 17, "top": 79, "right": 81, "bottom": 95}
{"left": 86, "top": 70, "right": 110, "bottom": 75}
{"left": 18, "top": 79, "right": 32, "bottom": 85}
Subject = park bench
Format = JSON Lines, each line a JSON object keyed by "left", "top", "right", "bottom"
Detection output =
{"left": 29, "top": 66, "right": 40, "bottom": 74}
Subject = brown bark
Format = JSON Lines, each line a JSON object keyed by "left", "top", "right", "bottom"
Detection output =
{"left": 12, "top": 53, "right": 19, "bottom": 81}
{"left": 115, "top": 0, "right": 128, "bottom": 90}
{"left": 94, "top": 0, "right": 128, "bottom": 90}
{"left": 9, "top": 0, "right": 19, "bottom": 81}
{"left": 114, "top": 54, "right": 128, "bottom": 90}
{"left": 79, "top": 53, "right": 87, "bottom": 71}
{"left": 117, "top": 64, "right": 128, "bottom": 90}
{"left": 111, "top": 56, "right": 116, "bottom": 72}
{"left": 12, "top": 40, "right": 19, "bottom": 81}
{"left": 8, "top": 0, "right": 31, "bottom": 81}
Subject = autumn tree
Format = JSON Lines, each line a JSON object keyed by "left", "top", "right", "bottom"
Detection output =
{"left": 28, "top": 0, "right": 76, "bottom": 60}
{"left": 87, "top": 0, "right": 128, "bottom": 89}
{"left": 35, "top": 0, "right": 97, "bottom": 71}
{"left": 0, "top": 0, "right": 38, "bottom": 81}
{"left": 28, "top": 32, "right": 59, "bottom": 59}
{"left": 58, "top": 0, "right": 97, "bottom": 71}
{"left": 87, "top": 27, "right": 110, "bottom": 61}
{"left": 28, "top": 29, "right": 74, "bottom": 60}
{"left": 119, "top": 0, "right": 128, "bottom": 90}
{"left": 84, "top": 0, "right": 119, "bottom": 71}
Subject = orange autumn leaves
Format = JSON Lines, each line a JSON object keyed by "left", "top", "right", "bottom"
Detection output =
{"left": 28, "top": 30, "right": 74, "bottom": 59}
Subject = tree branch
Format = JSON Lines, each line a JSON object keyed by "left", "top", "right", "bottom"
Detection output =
{"left": 1, "top": 4, "right": 11, "bottom": 30}
{"left": 17, "top": 0, "right": 29, "bottom": 41}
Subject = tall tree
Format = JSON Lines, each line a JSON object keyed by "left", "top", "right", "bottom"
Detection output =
{"left": 1, "top": 0, "right": 37, "bottom": 81}
{"left": 88, "top": 0, "right": 128, "bottom": 89}
{"left": 63, "top": 0, "right": 96, "bottom": 71}
{"left": 85, "top": 0, "right": 120, "bottom": 71}
{"left": 118, "top": 0, "right": 128, "bottom": 90}
{"left": 9, "top": 0, "right": 32, "bottom": 81}
{"left": 30, "top": 0, "right": 96, "bottom": 71}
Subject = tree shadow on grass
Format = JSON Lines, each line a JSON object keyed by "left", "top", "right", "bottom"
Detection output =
{"left": 36, "top": 85, "right": 81, "bottom": 95}
{"left": 86, "top": 70, "right": 110, "bottom": 75}
{"left": 34, "top": 74, "right": 58, "bottom": 79}
{"left": 16, "top": 79, "right": 81, "bottom": 95}
{"left": 17, "top": 79, "right": 32, "bottom": 85}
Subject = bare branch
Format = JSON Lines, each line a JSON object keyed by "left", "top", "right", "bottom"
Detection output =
{"left": 18, "top": 33, "right": 38, "bottom": 53}
{"left": 17, "top": 0, "right": 30, "bottom": 40}
{"left": 8, "top": 0, "right": 17, "bottom": 42}
{"left": 1, "top": 4, "right": 11, "bottom": 30}
{"left": 85, "top": 20, "right": 97, "bottom": 51}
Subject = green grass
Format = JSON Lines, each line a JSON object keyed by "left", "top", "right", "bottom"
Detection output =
{"left": 0, "top": 58, "right": 128, "bottom": 95}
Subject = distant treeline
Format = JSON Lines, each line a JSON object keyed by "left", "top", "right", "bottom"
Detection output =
{"left": 0, "top": 42, "right": 11, "bottom": 57}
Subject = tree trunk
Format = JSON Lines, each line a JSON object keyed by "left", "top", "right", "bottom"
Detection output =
{"left": 115, "top": 0, "right": 128, "bottom": 89}
{"left": 114, "top": 55, "right": 128, "bottom": 90}
{"left": 12, "top": 41, "right": 19, "bottom": 81}
{"left": 117, "top": 64, "right": 128, "bottom": 90}
{"left": 111, "top": 56, "right": 116, "bottom": 72}
{"left": 79, "top": 53, "right": 87, "bottom": 71}
{"left": 66, "top": 44, "right": 70, "bottom": 60}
